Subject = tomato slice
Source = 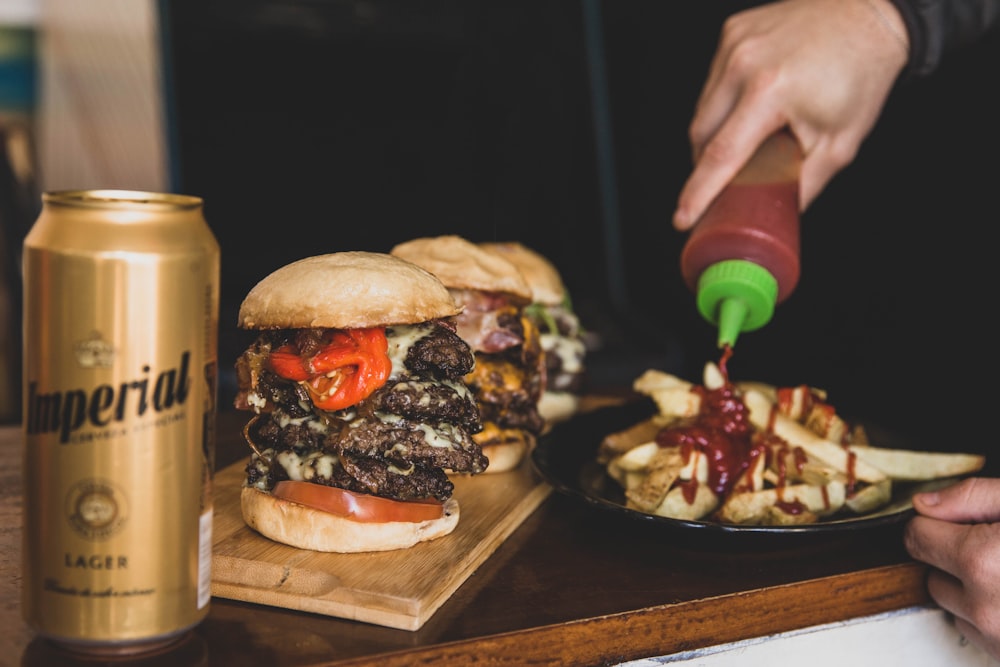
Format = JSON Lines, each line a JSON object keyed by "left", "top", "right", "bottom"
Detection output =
{"left": 272, "top": 480, "right": 445, "bottom": 523}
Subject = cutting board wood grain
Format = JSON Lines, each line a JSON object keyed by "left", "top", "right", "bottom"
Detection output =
{"left": 211, "top": 456, "right": 552, "bottom": 630}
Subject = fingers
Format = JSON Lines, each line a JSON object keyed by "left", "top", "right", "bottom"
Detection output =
{"left": 952, "top": 616, "right": 1000, "bottom": 662}
{"left": 686, "top": 5, "right": 766, "bottom": 159}
{"left": 906, "top": 517, "right": 1000, "bottom": 658}
{"left": 673, "top": 114, "right": 787, "bottom": 231}
{"left": 912, "top": 477, "right": 1000, "bottom": 523}
{"left": 904, "top": 515, "right": 968, "bottom": 580}
{"left": 906, "top": 480, "right": 1000, "bottom": 658}
{"left": 930, "top": 571, "right": 991, "bottom": 655}
{"left": 906, "top": 517, "right": 1000, "bottom": 611}
{"left": 687, "top": 40, "right": 736, "bottom": 157}
{"left": 905, "top": 515, "right": 1000, "bottom": 584}
{"left": 674, "top": 14, "right": 784, "bottom": 231}
{"left": 924, "top": 567, "right": 969, "bottom": 623}
{"left": 674, "top": 70, "right": 792, "bottom": 231}
{"left": 925, "top": 567, "right": 1000, "bottom": 661}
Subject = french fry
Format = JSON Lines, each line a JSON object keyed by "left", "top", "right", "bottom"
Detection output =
{"left": 717, "top": 480, "right": 846, "bottom": 525}
{"left": 848, "top": 423, "right": 871, "bottom": 446}
{"left": 848, "top": 447, "right": 984, "bottom": 481}
{"left": 625, "top": 443, "right": 684, "bottom": 512}
{"left": 645, "top": 387, "right": 701, "bottom": 421}
{"left": 633, "top": 369, "right": 690, "bottom": 395}
{"left": 651, "top": 482, "right": 718, "bottom": 521}
{"left": 612, "top": 441, "right": 713, "bottom": 512}
{"left": 607, "top": 465, "right": 646, "bottom": 492}
{"left": 633, "top": 369, "right": 702, "bottom": 419}
{"left": 777, "top": 384, "right": 812, "bottom": 421}
{"left": 702, "top": 362, "right": 726, "bottom": 390}
{"left": 804, "top": 404, "right": 849, "bottom": 444}
{"left": 606, "top": 441, "right": 663, "bottom": 491}
{"left": 610, "top": 441, "right": 659, "bottom": 470}
{"left": 766, "top": 448, "right": 846, "bottom": 487}
{"left": 598, "top": 417, "right": 671, "bottom": 463}
{"left": 736, "top": 380, "right": 777, "bottom": 403}
{"left": 732, "top": 450, "right": 766, "bottom": 493}
{"left": 678, "top": 447, "right": 710, "bottom": 483}
{"left": 625, "top": 446, "right": 685, "bottom": 512}
{"left": 762, "top": 505, "right": 820, "bottom": 525}
{"left": 845, "top": 478, "right": 892, "bottom": 514}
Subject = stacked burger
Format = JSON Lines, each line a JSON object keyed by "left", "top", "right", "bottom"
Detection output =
{"left": 233, "top": 251, "right": 488, "bottom": 552}
{"left": 480, "top": 241, "right": 587, "bottom": 427}
{"left": 391, "top": 235, "right": 546, "bottom": 473}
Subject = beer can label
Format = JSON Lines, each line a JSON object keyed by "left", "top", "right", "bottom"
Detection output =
{"left": 21, "top": 190, "right": 219, "bottom": 651}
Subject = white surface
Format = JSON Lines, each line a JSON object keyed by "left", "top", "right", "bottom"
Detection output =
{"left": 620, "top": 606, "right": 1000, "bottom": 667}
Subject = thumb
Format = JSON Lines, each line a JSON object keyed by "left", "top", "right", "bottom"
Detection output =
{"left": 912, "top": 477, "right": 1000, "bottom": 523}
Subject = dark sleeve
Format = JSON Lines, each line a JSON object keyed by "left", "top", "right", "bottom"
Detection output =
{"left": 888, "top": 0, "right": 1000, "bottom": 77}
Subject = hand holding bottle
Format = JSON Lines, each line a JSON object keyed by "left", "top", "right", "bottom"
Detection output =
{"left": 672, "top": 0, "right": 908, "bottom": 232}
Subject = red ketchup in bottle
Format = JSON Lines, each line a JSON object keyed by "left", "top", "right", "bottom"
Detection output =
{"left": 680, "top": 129, "right": 803, "bottom": 348}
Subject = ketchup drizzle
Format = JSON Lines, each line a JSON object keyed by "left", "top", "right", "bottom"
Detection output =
{"left": 654, "top": 345, "right": 761, "bottom": 499}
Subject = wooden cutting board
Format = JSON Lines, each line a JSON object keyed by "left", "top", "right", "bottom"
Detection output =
{"left": 211, "top": 456, "right": 552, "bottom": 630}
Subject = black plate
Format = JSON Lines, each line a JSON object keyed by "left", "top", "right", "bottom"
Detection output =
{"left": 531, "top": 399, "right": 964, "bottom": 539}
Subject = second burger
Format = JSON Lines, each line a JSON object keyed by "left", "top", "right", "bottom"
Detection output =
{"left": 391, "top": 235, "right": 545, "bottom": 473}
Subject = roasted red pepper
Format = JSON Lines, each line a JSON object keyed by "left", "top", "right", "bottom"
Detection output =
{"left": 268, "top": 328, "right": 391, "bottom": 411}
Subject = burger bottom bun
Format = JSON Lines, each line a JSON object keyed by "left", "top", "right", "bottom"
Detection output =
{"left": 474, "top": 427, "right": 534, "bottom": 474}
{"left": 240, "top": 486, "right": 459, "bottom": 553}
{"left": 538, "top": 391, "right": 580, "bottom": 430}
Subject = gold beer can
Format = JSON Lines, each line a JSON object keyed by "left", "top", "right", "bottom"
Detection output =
{"left": 21, "top": 190, "right": 219, "bottom": 656}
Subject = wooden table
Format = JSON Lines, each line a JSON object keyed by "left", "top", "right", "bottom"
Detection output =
{"left": 1, "top": 407, "right": 932, "bottom": 667}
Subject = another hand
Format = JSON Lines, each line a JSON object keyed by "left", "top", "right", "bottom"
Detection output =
{"left": 904, "top": 477, "right": 1000, "bottom": 661}
{"left": 673, "top": 0, "right": 908, "bottom": 231}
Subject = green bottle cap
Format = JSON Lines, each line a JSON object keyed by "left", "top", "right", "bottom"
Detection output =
{"left": 696, "top": 259, "right": 778, "bottom": 348}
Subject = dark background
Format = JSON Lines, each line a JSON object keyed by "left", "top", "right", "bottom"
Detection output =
{"left": 161, "top": 0, "right": 1000, "bottom": 460}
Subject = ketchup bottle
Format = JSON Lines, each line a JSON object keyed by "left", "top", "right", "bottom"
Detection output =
{"left": 680, "top": 129, "right": 803, "bottom": 348}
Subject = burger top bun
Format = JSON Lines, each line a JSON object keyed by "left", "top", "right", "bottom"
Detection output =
{"left": 479, "top": 242, "right": 566, "bottom": 306}
{"left": 238, "top": 251, "right": 461, "bottom": 330}
{"left": 391, "top": 235, "right": 532, "bottom": 302}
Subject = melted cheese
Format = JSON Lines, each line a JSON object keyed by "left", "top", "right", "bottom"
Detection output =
{"left": 248, "top": 447, "right": 341, "bottom": 490}
{"left": 442, "top": 378, "right": 472, "bottom": 400}
{"left": 275, "top": 412, "right": 311, "bottom": 429}
{"left": 467, "top": 357, "right": 523, "bottom": 392}
{"left": 247, "top": 391, "right": 267, "bottom": 410}
{"left": 375, "top": 411, "right": 403, "bottom": 425}
{"left": 276, "top": 449, "right": 338, "bottom": 481}
{"left": 368, "top": 410, "right": 460, "bottom": 451}
{"left": 416, "top": 422, "right": 462, "bottom": 449}
{"left": 388, "top": 461, "right": 414, "bottom": 475}
{"left": 390, "top": 379, "right": 472, "bottom": 410}
{"left": 385, "top": 324, "right": 434, "bottom": 378}
{"left": 541, "top": 333, "right": 585, "bottom": 374}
